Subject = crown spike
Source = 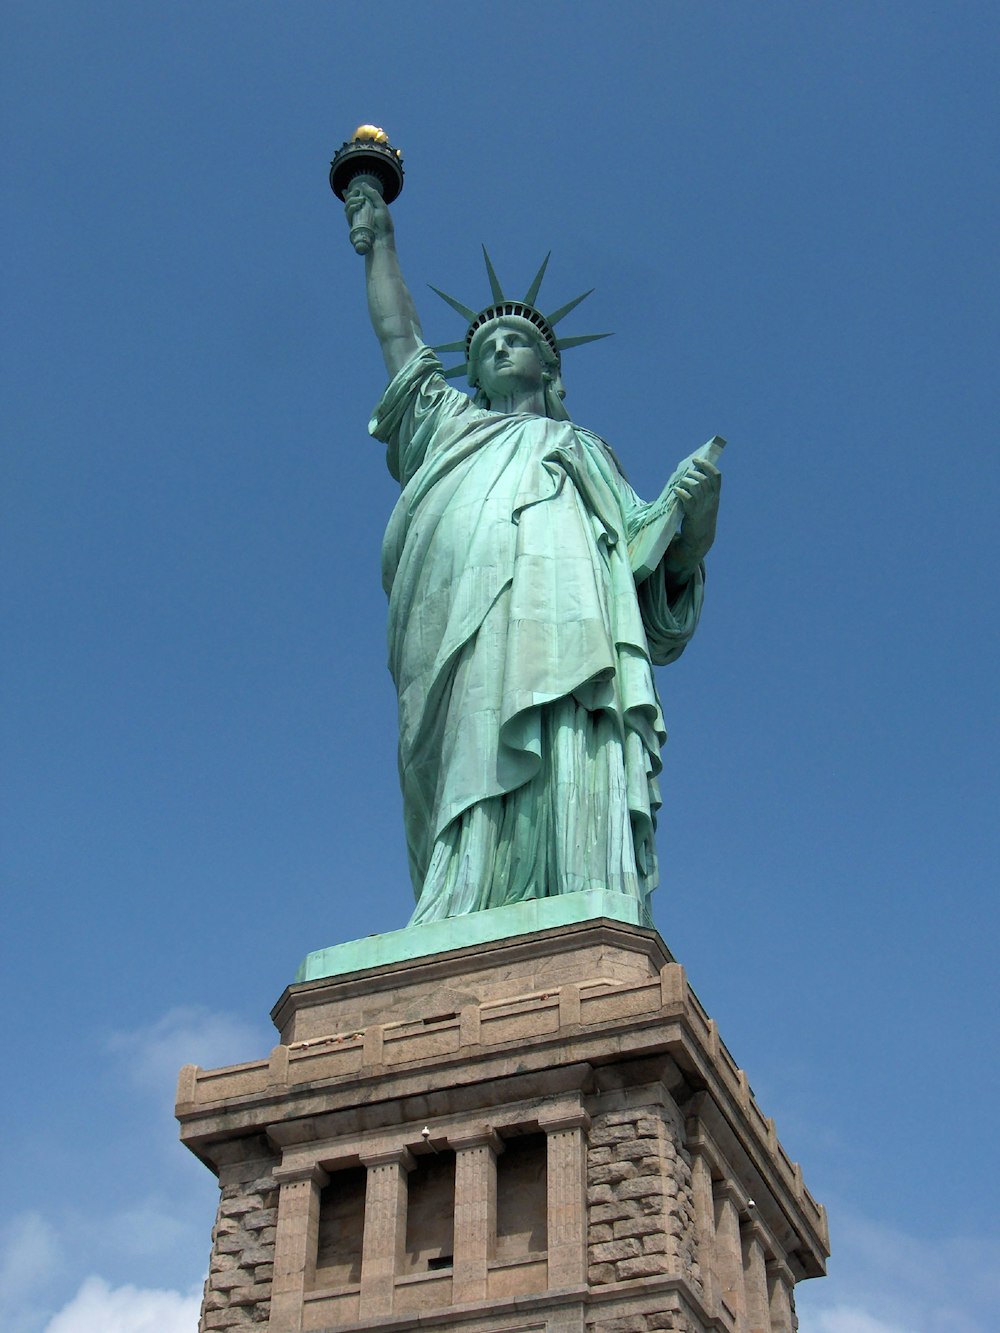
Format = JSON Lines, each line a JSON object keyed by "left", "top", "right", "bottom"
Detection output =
{"left": 428, "top": 285, "right": 478, "bottom": 322}
{"left": 441, "top": 361, "right": 470, "bottom": 380}
{"left": 481, "top": 246, "right": 506, "bottom": 303}
{"left": 546, "top": 289, "right": 595, "bottom": 328}
{"left": 431, "top": 340, "right": 468, "bottom": 354}
{"left": 523, "top": 252, "right": 551, "bottom": 306}
{"left": 554, "top": 332, "right": 613, "bottom": 351}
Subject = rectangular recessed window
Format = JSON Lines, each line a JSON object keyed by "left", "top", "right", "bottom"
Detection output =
{"left": 496, "top": 1132, "right": 547, "bottom": 1260}
{"left": 314, "top": 1165, "right": 366, "bottom": 1288}
{"left": 403, "top": 1151, "right": 456, "bottom": 1272}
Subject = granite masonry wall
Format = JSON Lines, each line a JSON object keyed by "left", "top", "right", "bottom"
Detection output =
{"left": 199, "top": 1136, "right": 279, "bottom": 1330}
{"left": 585, "top": 1313, "right": 702, "bottom": 1333}
{"left": 585, "top": 1091, "right": 704, "bottom": 1333}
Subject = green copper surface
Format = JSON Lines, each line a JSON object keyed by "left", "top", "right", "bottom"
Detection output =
{"left": 339, "top": 177, "right": 723, "bottom": 937}
{"left": 296, "top": 889, "right": 652, "bottom": 983}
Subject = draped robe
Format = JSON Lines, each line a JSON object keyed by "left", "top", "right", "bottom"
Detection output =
{"left": 371, "top": 346, "right": 704, "bottom": 925}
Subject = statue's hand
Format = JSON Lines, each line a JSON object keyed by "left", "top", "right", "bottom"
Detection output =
{"left": 665, "top": 459, "right": 721, "bottom": 581}
{"left": 344, "top": 180, "right": 394, "bottom": 243}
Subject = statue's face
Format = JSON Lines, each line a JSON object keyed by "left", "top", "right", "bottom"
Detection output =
{"left": 475, "top": 321, "right": 546, "bottom": 402}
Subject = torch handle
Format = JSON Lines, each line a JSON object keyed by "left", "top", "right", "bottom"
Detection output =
{"left": 350, "top": 209, "right": 374, "bottom": 255}
{"left": 346, "top": 171, "right": 385, "bottom": 255}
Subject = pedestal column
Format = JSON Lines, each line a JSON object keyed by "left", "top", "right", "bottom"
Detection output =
{"left": 358, "top": 1146, "right": 415, "bottom": 1318}
{"left": 767, "top": 1258, "right": 796, "bottom": 1333}
{"left": 269, "top": 1162, "right": 329, "bottom": 1333}
{"left": 542, "top": 1109, "right": 591, "bottom": 1289}
{"left": 713, "top": 1180, "right": 747, "bottom": 1326}
{"left": 742, "top": 1219, "right": 771, "bottom": 1333}
{"left": 689, "top": 1142, "right": 720, "bottom": 1313}
{"left": 451, "top": 1128, "right": 504, "bottom": 1303}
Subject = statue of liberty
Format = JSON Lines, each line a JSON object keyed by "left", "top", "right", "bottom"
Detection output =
{"left": 343, "top": 175, "right": 722, "bottom": 929}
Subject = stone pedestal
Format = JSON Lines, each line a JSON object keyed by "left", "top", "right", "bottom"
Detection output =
{"left": 177, "top": 917, "right": 828, "bottom": 1332}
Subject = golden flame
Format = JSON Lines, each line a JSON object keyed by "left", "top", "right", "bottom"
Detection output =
{"left": 352, "top": 124, "right": 389, "bottom": 144}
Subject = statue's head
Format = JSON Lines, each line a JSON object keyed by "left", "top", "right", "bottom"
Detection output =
{"left": 430, "top": 250, "right": 609, "bottom": 420}
{"left": 468, "top": 314, "right": 567, "bottom": 418}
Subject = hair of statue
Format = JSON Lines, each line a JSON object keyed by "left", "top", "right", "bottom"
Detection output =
{"left": 466, "top": 299, "right": 560, "bottom": 360}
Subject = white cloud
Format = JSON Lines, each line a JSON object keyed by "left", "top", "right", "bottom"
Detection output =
{"left": 99, "top": 1197, "right": 194, "bottom": 1259}
{"left": 794, "top": 1204, "right": 1000, "bottom": 1333}
{"left": 807, "top": 1307, "right": 911, "bottom": 1333}
{"left": 0, "top": 1213, "right": 64, "bottom": 1333}
{"left": 107, "top": 1004, "right": 270, "bottom": 1094}
{"left": 0, "top": 1208, "right": 206, "bottom": 1333}
{"left": 44, "top": 1276, "right": 200, "bottom": 1333}
{"left": 2, "top": 1009, "right": 257, "bottom": 1333}
{"left": 0, "top": 1213, "right": 62, "bottom": 1302}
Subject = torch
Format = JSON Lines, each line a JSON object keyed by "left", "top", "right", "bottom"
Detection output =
{"left": 329, "top": 125, "right": 404, "bottom": 255}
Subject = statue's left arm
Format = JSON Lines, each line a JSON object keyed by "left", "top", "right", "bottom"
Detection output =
{"left": 663, "top": 458, "right": 721, "bottom": 588}
{"left": 618, "top": 456, "right": 722, "bottom": 665}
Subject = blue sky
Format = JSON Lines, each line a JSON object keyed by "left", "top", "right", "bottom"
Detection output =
{"left": 3, "top": 3, "right": 998, "bottom": 1330}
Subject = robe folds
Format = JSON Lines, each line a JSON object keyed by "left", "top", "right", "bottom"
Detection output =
{"left": 370, "top": 345, "right": 704, "bottom": 925}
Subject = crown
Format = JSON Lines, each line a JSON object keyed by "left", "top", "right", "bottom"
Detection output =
{"left": 430, "top": 249, "right": 611, "bottom": 382}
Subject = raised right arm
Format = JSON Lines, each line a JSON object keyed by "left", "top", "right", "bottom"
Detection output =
{"left": 345, "top": 182, "right": 423, "bottom": 379}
